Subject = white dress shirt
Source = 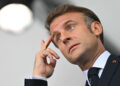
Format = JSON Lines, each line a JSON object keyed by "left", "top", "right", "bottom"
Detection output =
{"left": 83, "top": 51, "right": 111, "bottom": 86}
{"left": 29, "top": 75, "right": 47, "bottom": 81}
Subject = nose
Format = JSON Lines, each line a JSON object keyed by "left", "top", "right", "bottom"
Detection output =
{"left": 61, "top": 33, "right": 71, "bottom": 44}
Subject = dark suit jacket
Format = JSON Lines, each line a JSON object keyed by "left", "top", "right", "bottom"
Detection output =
{"left": 25, "top": 54, "right": 120, "bottom": 86}
{"left": 25, "top": 79, "right": 47, "bottom": 86}
{"left": 86, "top": 54, "right": 120, "bottom": 86}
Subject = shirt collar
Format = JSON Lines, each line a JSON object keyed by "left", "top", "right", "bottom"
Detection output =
{"left": 83, "top": 50, "right": 111, "bottom": 81}
{"left": 92, "top": 50, "right": 111, "bottom": 69}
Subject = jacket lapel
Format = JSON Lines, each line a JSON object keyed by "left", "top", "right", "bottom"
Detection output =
{"left": 98, "top": 54, "right": 119, "bottom": 86}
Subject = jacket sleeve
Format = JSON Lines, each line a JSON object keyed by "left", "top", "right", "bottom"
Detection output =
{"left": 25, "top": 79, "right": 47, "bottom": 86}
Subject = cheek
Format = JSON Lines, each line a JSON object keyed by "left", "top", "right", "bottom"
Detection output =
{"left": 59, "top": 45, "right": 68, "bottom": 56}
{"left": 84, "top": 36, "right": 98, "bottom": 50}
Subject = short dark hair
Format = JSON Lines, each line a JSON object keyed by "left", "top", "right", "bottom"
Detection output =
{"left": 45, "top": 4, "right": 103, "bottom": 44}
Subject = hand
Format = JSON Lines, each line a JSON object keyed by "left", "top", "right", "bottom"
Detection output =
{"left": 32, "top": 36, "right": 60, "bottom": 78}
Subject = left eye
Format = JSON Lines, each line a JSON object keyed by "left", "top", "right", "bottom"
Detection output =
{"left": 68, "top": 26, "right": 74, "bottom": 30}
{"left": 57, "top": 36, "right": 61, "bottom": 41}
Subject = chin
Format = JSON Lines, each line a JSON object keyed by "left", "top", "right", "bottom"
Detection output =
{"left": 68, "top": 50, "right": 85, "bottom": 64}
{"left": 67, "top": 55, "right": 81, "bottom": 65}
{"left": 68, "top": 59, "right": 80, "bottom": 65}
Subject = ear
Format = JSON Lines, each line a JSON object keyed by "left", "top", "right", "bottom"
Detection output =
{"left": 90, "top": 21, "right": 103, "bottom": 36}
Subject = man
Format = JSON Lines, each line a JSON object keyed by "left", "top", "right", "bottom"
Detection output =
{"left": 25, "top": 4, "right": 120, "bottom": 86}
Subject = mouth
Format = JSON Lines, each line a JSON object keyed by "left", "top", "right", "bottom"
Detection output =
{"left": 68, "top": 43, "right": 80, "bottom": 53}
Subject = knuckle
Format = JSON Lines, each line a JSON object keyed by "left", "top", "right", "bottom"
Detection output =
{"left": 46, "top": 48, "right": 50, "bottom": 52}
{"left": 35, "top": 52, "right": 44, "bottom": 58}
{"left": 47, "top": 48, "right": 51, "bottom": 51}
{"left": 46, "top": 48, "right": 49, "bottom": 52}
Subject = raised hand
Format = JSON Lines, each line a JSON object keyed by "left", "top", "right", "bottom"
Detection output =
{"left": 32, "top": 36, "right": 60, "bottom": 78}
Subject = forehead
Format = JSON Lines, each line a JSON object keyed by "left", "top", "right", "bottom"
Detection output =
{"left": 50, "top": 12, "right": 84, "bottom": 33}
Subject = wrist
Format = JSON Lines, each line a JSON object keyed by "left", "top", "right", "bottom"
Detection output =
{"left": 30, "top": 75, "right": 47, "bottom": 81}
{"left": 32, "top": 72, "right": 47, "bottom": 78}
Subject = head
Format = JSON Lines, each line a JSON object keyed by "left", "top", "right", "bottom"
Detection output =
{"left": 45, "top": 4, "right": 105, "bottom": 70}
{"left": 45, "top": 4, "right": 103, "bottom": 44}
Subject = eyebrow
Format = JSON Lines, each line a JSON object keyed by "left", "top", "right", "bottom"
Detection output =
{"left": 63, "top": 20, "right": 75, "bottom": 26}
{"left": 51, "top": 20, "right": 75, "bottom": 40}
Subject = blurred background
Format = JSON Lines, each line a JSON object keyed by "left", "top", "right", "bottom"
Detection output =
{"left": 0, "top": 0, "right": 120, "bottom": 86}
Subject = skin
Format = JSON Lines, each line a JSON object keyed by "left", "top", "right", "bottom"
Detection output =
{"left": 33, "top": 12, "right": 105, "bottom": 78}
{"left": 33, "top": 36, "right": 60, "bottom": 78}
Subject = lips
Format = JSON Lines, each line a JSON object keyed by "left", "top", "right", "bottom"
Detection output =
{"left": 68, "top": 43, "right": 80, "bottom": 53}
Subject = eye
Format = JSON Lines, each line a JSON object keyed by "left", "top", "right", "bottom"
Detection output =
{"left": 67, "top": 25, "right": 74, "bottom": 30}
{"left": 54, "top": 34, "right": 61, "bottom": 42}
{"left": 57, "top": 36, "right": 61, "bottom": 41}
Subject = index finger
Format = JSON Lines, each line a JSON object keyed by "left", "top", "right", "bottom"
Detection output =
{"left": 45, "top": 36, "right": 52, "bottom": 48}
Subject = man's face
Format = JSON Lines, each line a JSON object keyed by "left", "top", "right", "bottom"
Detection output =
{"left": 50, "top": 12, "right": 100, "bottom": 65}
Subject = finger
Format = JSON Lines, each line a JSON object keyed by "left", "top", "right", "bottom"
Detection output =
{"left": 39, "top": 51, "right": 52, "bottom": 64}
{"left": 41, "top": 40, "right": 45, "bottom": 47}
{"left": 40, "top": 36, "right": 52, "bottom": 50}
{"left": 41, "top": 40, "right": 48, "bottom": 50}
{"left": 45, "top": 36, "right": 52, "bottom": 48}
{"left": 42, "top": 51, "right": 57, "bottom": 64}
{"left": 45, "top": 51, "right": 57, "bottom": 68}
{"left": 49, "top": 57, "right": 56, "bottom": 68}
{"left": 42, "top": 50, "right": 53, "bottom": 60}
{"left": 47, "top": 48, "right": 60, "bottom": 59}
{"left": 45, "top": 53, "right": 53, "bottom": 64}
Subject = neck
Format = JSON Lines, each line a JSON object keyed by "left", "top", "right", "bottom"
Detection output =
{"left": 78, "top": 41, "right": 105, "bottom": 71}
